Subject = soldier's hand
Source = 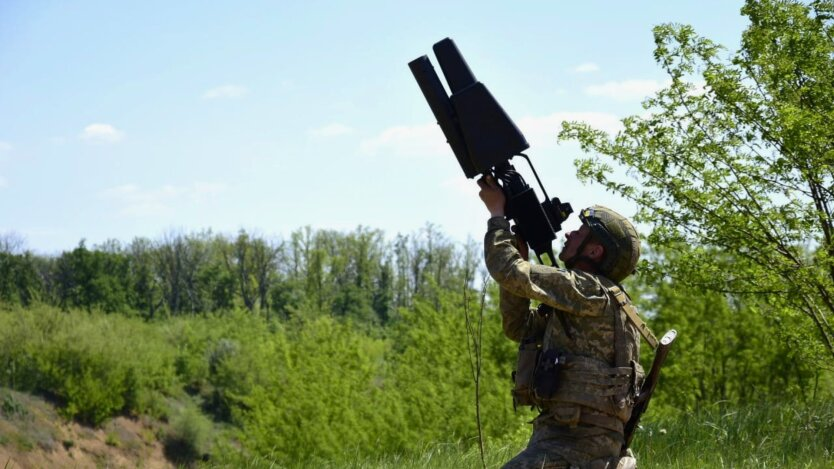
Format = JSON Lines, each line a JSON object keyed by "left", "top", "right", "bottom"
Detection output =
{"left": 477, "top": 175, "right": 506, "bottom": 217}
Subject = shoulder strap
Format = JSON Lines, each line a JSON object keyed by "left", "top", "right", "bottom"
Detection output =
{"left": 608, "top": 285, "right": 659, "bottom": 350}
{"left": 613, "top": 294, "right": 628, "bottom": 367}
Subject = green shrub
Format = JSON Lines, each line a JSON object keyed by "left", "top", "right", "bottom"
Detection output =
{"left": 164, "top": 401, "right": 213, "bottom": 464}
{"left": 0, "top": 305, "right": 178, "bottom": 425}
{"left": 61, "top": 367, "right": 125, "bottom": 425}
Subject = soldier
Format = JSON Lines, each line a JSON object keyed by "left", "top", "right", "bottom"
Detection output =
{"left": 477, "top": 175, "right": 643, "bottom": 469}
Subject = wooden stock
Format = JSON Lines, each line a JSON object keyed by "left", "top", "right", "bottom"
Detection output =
{"left": 622, "top": 329, "right": 677, "bottom": 452}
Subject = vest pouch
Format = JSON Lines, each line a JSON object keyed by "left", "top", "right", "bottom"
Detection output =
{"left": 511, "top": 337, "right": 540, "bottom": 407}
{"left": 548, "top": 402, "right": 581, "bottom": 427}
{"left": 533, "top": 349, "right": 565, "bottom": 400}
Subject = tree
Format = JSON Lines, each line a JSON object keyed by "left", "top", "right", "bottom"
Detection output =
{"left": 250, "top": 236, "right": 281, "bottom": 313}
{"left": 156, "top": 231, "right": 210, "bottom": 315}
{"left": 0, "top": 252, "right": 41, "bottom": 306}
{"left": 127, "top": 237, "right": 163, "bottom": 318}
{"left": 223, "top": 230, "right": 258, "bottom": 312}
{"left": 0, "top": 232, "right": 26, "bottom": 254}
{"left": 629, "top": 246, "right": 823, "bottom": 410}
{"left": 560, "top": 0, "right": 834, "bottom": 363}
{"left": 52, "top": 240, "right": 132, "bottom": 313}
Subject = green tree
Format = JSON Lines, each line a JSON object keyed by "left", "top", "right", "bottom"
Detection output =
{"left": 629, "top": 246, "right": 823, "bottom": 411}
{"left": 127, "top": 237, "right": 163, "bottom": 318}
{"left": 561, "top": 0, "right": 834, "bottom": 363}
{"left": 155, "top": 231, "right": 212, "bottom": 315}
{"left": 224, "top": 230, "right": 258, "bottom": 312}
{"left": 0, "top": 252, "right": 41, "bottom": 307}
{"left": 54, "top": 240, "right": 132, "bottom": 313}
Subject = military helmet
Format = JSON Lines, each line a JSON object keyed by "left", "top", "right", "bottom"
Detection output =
{"left": 579, "top": 205, "right": 640, "bottom": 282}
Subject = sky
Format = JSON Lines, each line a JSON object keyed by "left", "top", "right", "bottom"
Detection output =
{"left": 0, "top": 0, "right": 749, "bottom": 255}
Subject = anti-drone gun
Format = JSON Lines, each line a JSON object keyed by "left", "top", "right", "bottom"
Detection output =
{"left": 408, "top": 38, "right": 572, "bottom": 265}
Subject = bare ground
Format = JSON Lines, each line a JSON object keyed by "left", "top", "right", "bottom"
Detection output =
{"left": 0, "top": 389, "right": 173, "bottom": 469}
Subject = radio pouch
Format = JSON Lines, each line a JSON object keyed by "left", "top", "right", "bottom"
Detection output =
{"left": 511, "top": 336, "right": 540, "bottom": 408}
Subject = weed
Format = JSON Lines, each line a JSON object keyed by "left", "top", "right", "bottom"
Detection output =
{"left": 164, "top": 402, "right": 213, "bottom": 464}
{"left": 0, "top": 393, "right": 27, "bottom": 419}
{"left": 141, "top": 428, "right": 157, "bottom": 445}
{"left": 105, "top": 432, "right": 121, "bottom": 447}
{"left": 10, "top": 432, "right": 33, "bottom": 452}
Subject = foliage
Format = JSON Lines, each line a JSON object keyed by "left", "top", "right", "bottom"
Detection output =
{"left": 627, "top": 245, "right": 829, "bottom": 413}
{"left": 164, "top": 398, "right": 214, "bottom": 464}
{"left": 53, "top": 241, "right": 132, "bottom": 313}
{"left": 0, "top": 285, "right": 525, "bottom": 465}
{"left": 560, "top": 0, "right": 834, "bottom": 363}
{"left": 0, "top": 305, "right": 178, "bottom": 425}
{"left": 205, "top": 400, "right": 834, "bottom": 468}
{"left": 0, "top": 224, "right": 476, "bottom": 328}
{"left": 0, "top": 252, "right": 40, "bottom": 306}
{"left": 0, "top": 218, "right": 831, "bottom": 465}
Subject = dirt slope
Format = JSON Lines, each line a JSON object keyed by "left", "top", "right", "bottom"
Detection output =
{"left": 0, "top": 389, "right": 172, "bottom": 468}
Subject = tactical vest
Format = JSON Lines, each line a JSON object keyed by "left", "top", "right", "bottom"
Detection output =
{"left": 511, "top": 283, "right": 652, "bottom": 432}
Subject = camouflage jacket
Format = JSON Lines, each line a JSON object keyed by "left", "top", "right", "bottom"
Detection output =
{"left": 484, "top": 217, "right": 643, "bottom": 425}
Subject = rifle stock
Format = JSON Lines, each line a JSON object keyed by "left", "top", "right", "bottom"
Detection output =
{"left": 623, "top": 329, "right": 677, "bottom": 452}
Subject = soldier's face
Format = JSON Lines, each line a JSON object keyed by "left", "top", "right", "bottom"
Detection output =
{"left": 558, "top": 224, "right": 592, "bottom": 262}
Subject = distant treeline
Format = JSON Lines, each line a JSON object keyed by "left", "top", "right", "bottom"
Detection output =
{"left": 0, "top": 225, "right": 478, "bottom": 323}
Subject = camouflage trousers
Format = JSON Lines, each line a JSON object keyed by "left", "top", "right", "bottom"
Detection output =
{"left": 502, "top": 412, "right": 626, "bottom": 469}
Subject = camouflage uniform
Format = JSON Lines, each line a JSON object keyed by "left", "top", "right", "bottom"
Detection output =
{"left": 484, "top": 216, "right": 643, "bottom": 469}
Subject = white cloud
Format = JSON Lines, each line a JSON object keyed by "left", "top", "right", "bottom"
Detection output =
{"left": 203, "top": 85, "right": 248, "bottom": 99}
{"left": 308, "top": 123, "right": 354, "bottom": 137}
{"left": 359, "top": 123, "right": 448, "bottom": 158}
{"left": 80, "top": 123, "right": 125, "bottom": 143}
{"left": 573, "top": 62, "right": 600, "bottom": 73}
{"left": 100, "top": 182, "right": 227, "bottom": 217}
{"left": 584, "top": 79, "right": 668, "bottom": 101}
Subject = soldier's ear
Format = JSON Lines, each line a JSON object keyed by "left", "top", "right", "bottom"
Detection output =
{"left": 586, "top": 243, "right": 605, "bottom": 263}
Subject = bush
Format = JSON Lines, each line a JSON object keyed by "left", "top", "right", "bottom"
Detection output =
{"left": 0, "top": 305, "right": 178, "bottom": 425}
{"left": 163, "top": 400, "right": 213, "bottom": 464}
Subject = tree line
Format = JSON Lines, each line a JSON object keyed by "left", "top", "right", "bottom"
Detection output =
{"left": 0, "top": 224, "right": 478, "bottom": 324}
{"left": 1, "top": 221, "right": 827, "bottom": 412}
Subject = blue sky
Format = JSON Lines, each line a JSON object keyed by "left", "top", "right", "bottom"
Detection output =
{"left": 0, "top": 1, "right": 748, "bottom": 254}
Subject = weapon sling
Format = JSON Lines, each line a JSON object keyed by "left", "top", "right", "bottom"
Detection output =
{"left": 610, "top": 287, "right": 677, "bottom": 455}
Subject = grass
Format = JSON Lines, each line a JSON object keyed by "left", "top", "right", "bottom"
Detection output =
{"left": 206, "top": 441, "right": 522, "bottom": 469}
{"left": 204, "top": 400, "right": 834, "bottom": 469}
{"left": 633, "top": 400, "right": 834, "bottom": 468}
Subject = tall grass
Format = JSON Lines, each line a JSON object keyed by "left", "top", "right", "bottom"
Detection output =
{"left": 207, "top": 401, "right": 834, "bottom": 468}
{"left": 634, "top": 401, "right": 834, "bottom": 468}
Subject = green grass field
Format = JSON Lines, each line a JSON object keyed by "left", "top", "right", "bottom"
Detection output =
{"left": 208, "top": 401, "right": 834, "bottom": 469}
{"left": 632, "top": 401, "right": 834, "bottom": 468}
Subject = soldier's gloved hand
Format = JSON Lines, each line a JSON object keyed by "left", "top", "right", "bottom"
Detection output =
{"left": 477, "top": 174, "right": 506, "bottom": 217}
